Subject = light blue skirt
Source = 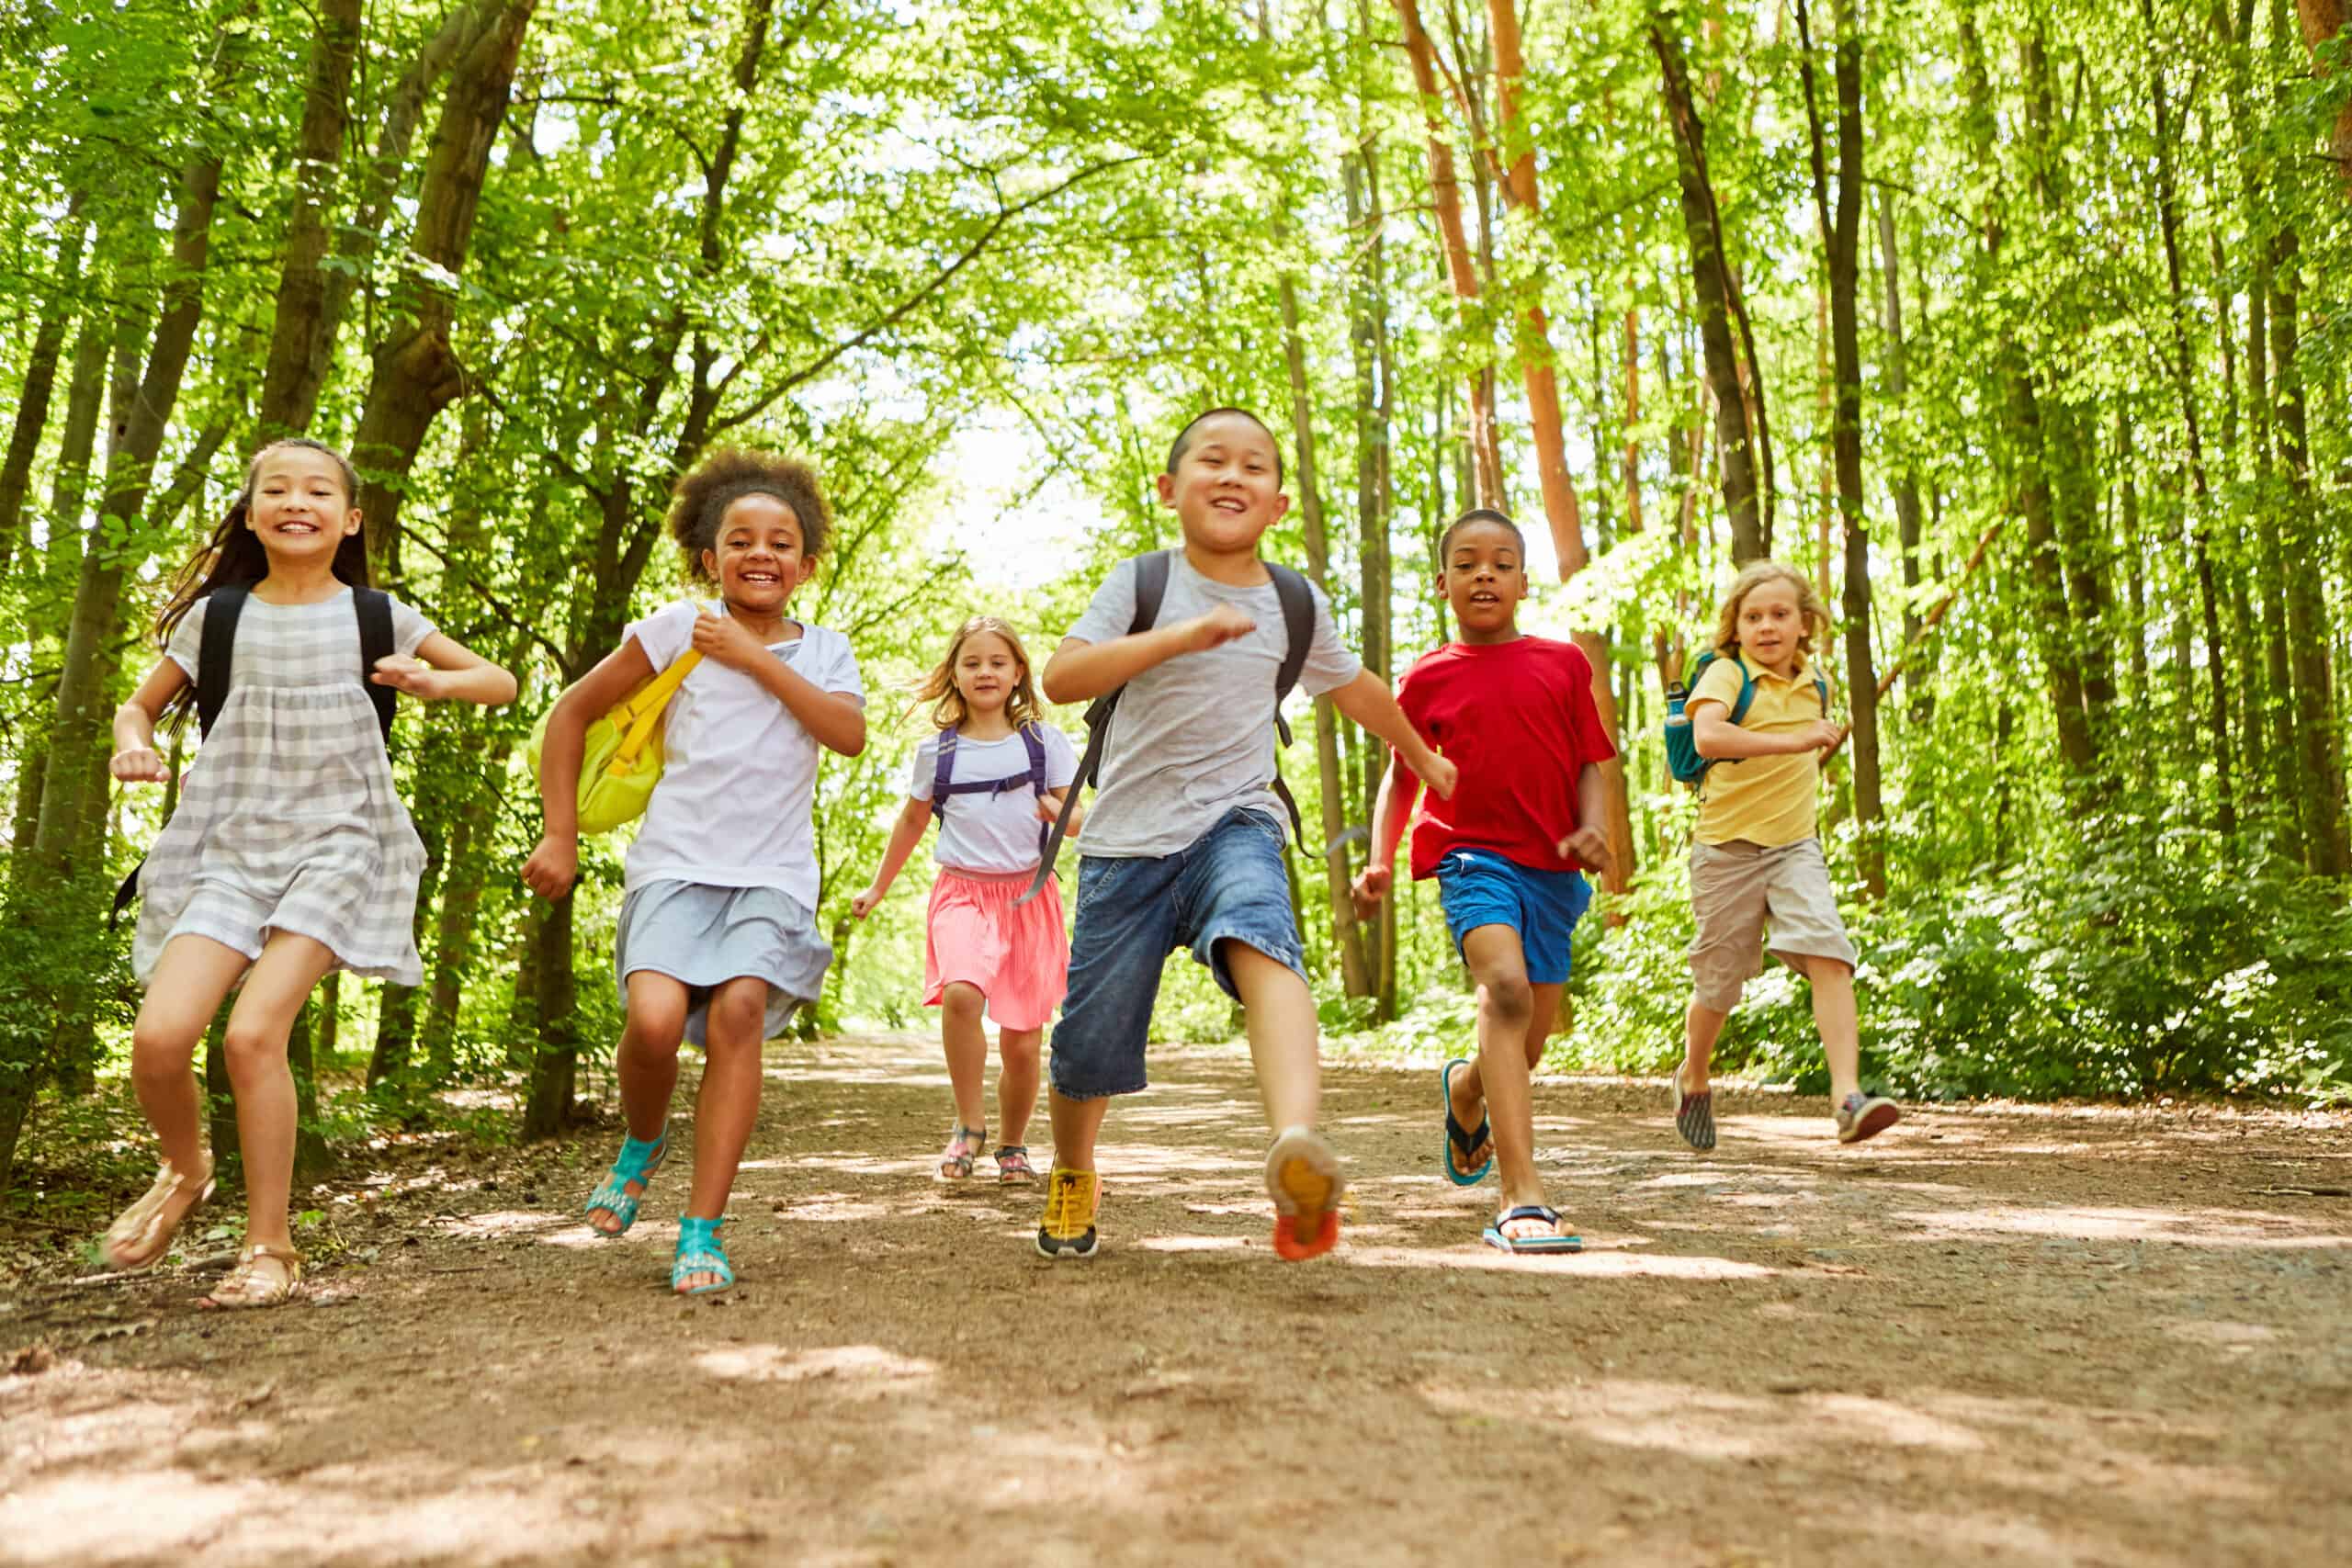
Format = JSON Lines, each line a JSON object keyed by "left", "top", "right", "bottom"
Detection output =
{"left": 614, "top": 880, "right": 832, "bottom": 1045}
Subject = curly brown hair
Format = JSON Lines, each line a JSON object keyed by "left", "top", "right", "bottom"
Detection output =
{"left": 667, "top": 447, "right": 831, "bottom": 582}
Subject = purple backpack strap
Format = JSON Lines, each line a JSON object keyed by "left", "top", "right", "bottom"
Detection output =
{"left": 929, "top": 726, "right": 959, "bottom": 822}
{"left": 1021, "top": 722, "right": 1050, "bottom": 860}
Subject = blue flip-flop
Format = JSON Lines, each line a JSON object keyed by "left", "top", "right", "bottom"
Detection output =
{"left": 1482, "top": 1204, "right": 1583, "bottom": 1254}
{"left": 1440, "top": 1058, "right": 1494, "bottom": 1187}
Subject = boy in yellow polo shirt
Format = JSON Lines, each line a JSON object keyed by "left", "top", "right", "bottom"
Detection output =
{"left": 1669, "top": 561, "right": 1900, "bottom": 1150}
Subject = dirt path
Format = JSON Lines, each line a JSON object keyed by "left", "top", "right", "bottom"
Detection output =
{"left": 4, "top": 1032, "right": 2349, "bottom": 1567}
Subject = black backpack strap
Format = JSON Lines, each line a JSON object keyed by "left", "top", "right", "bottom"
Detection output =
{"left": 353, "top": 586, "right": 397, "bottom": 746}
{"left": 929, "top": 725, "right": 959, "bottom": 823}
{"left": 1019, "top": 552, "right": 1170, "bottom": 906}
{"left": 195, "top": 583, "right": 249, "bottom": 740}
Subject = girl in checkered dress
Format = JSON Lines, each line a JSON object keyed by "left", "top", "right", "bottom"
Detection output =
{"left": 98, "top": 439, "right": 516, "bottom": 1307}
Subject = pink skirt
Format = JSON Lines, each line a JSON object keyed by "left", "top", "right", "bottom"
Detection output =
{"left": 923, "top": 866, "right": 1069, "bottom": 1031}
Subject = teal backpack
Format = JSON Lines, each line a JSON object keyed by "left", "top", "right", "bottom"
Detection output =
{"left": 1663, "top": 650, "right": 1829, "bottom": 785}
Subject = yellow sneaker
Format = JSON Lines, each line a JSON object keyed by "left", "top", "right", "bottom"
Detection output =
{"left": 1035, "top": 1167, "right": 1100, "bottom": 1260}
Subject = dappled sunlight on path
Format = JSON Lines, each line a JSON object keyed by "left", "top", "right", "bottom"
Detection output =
{"left": 4, "top": 1032, "right": 2347, "bottom": 1566}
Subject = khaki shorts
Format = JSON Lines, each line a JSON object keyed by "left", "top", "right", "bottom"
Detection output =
{"left": 1687, "top": 838, "right": 1858, "bottom": 1012}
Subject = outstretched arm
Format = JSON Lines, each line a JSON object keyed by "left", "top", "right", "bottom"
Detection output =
{"left": 1041, "top": 603, "right": 1260, "bottom": 705}
{"left": 1691, "top": 701, "right": 1839, "bottom": 760}
{"left": 853, "top": 796, "right": 934, "bottom": 919}
{"left": 1329, "top": 669, "right": 1455, "bottom": 799}
{"left": 370, "top": 630, "right": 518, "bottom": 706}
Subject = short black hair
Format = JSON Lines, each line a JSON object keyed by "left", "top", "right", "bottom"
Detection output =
{"left": 1165, "top": 407, "right": 1284, "bottom": 485}
{"left": 1438, "top": 507, "right": 1527, "bottom": 565}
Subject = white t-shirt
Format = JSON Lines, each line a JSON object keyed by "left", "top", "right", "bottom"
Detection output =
{"left": 904, "top": 723, "right": 1079, "bottom": 874}
{"left": 1063, "top": 553, "right": 1362, "bottom": 858}
{"left": 621, "top": 601, "right": 864, "bottom": 908}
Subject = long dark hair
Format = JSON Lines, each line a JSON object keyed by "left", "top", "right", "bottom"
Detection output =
{"left": 154, "top": 438, "right": 370, "bottom": 723}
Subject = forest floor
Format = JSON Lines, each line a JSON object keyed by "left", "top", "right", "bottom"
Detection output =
{"left": 3, "top": 1031, "right": 2349, "bottom": 1567}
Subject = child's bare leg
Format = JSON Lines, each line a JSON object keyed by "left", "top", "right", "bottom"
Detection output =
{"left": 997, "top": 1026, "right": 1042, "bottom": 1146}
{"left": 130, "top": 936, "right": 252, "bottom": 1180}
{"left": 218, "top": 933, "right": 338, "bottom": 1263}
{"left": 1450, "top": 978, "right": 1565, "bottom": 1170}
{"left": 939, "top": 982, "right": 989, "bottom": 1132}
{"left": 684, "top": 977, "right": 768, "bottom": 1226}
{"left": 590, "top": 971, "right": 688, "bottom": 1235}
{"left": 1458, "top": 928, "right": 1559, "bottom": 1226}
{"left": 1047, "top": 1089, "right": 1111, "bottom": 1171}
{"left": 1223, "top": 942, "right": 1317, "bottom": 1133}
{"left": 1798, "top": 955, "right": 1861, "bottom": 1101}
{"left": 1681, "top": 998, "right": 1729, "bottom": 1093}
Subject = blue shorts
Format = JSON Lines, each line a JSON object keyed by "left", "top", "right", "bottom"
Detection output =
{"left": 1048, "top": 808, "right": 1307, "bottom": 1100}
{"left": 1434, "top": 848, "right": 1591, "bottom": 986}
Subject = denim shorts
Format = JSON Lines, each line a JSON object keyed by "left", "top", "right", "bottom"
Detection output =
{"left": 1048, "top": 807, "right": 1307, "bottom": 1100}
{"left": 1434, "top": 848, "right": 1592, "bottom": 987}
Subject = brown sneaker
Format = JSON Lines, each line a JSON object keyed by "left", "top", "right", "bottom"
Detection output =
{"left": 1835, "top": 1091, "right": 1901, "bottom": 1145}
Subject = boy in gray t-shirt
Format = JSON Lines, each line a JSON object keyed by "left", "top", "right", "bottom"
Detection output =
{"left": 1033, "top": 408, "right": 1456, "bottom": 1263}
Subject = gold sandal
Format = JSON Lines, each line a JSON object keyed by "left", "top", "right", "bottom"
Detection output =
{"left": 199, "top": 1242, "right": 303, "bottom": 1310}
{"left": 98, "top": 1158, "right": 215, "bottom": 1273}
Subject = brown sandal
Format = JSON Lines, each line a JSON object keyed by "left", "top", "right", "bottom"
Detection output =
{"left": 200, "top": 1242, "right": 303, "bottom": 1310}
{"left": 99, "top": 1158, "right": 215, "bottom": 1273}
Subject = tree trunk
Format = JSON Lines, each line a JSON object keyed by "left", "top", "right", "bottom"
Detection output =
{"left": 1797, "top": 0, "right": 1883, "bottom": 897}
{"left": 420, "top": 734, "right": 514, "bottom": 1076}
{"left": 257, "top": 0, "right": 364, "bottom": 434}
{"left": 349, "top": 0, "right": 536, "bottom": 580}
{"left": 0, "top": 200, "right": 88, "bottom": 576}
{"left": 1650, "top": 18, "right": 1765, "bottom": 562}
{"left": 1480, "top": 0, "right": 1635, "bottom": 897}
{"left": 1276, "top": 270, "right": 1373, "bottom": 999}
{"left": 2269, "top": 235, "right": 2349, "bottom": 872}
{"left": 2293, "top": 0, "right": 2352, "bottom": 201}
{"left": 1392, "top": 0, "right": 1503, "bottom": 503}
{"left": 0, "top": 145, "right": 224, "bottom": 1181}
{"left": 521, "top": 891, "right": 579, "bottom": 1139}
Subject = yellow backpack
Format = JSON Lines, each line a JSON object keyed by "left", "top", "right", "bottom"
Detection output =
{"left": 527, "top": 646, "right": 704, "bottom": 834}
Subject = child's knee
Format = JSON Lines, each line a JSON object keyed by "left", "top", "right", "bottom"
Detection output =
{"left": 702, "top": 985, "right": 769, "bottom": 1047}
{"left": 940, "top": 982, "right": 986, "bottom": 1021}
{"left": 999, "top": 1029, "right": 1041, "bottom": 1065}
{"left": 626, "top": 999, "right": 688, "bottom": 1054}
{"left": 1477, "top": 973, "right": 1534, "bottom": 1025}
{"left": 130, "top": 1018, "right": 201, "bottom": 1081}
{"left": 219, "top": 1021, "right": 288, "bottom": 1085}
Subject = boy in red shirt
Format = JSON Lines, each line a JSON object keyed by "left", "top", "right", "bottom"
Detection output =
{"left": 1353, "top": 509, "right": 1616, "bottom": 1252}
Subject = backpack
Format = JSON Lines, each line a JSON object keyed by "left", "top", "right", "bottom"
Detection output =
{"left": 1016, "top": 549, "right": 1315, "bottom": 905}
{"left": 1663, "top": 649, "right": 1829, "bottom": 786}
{"left": 110, "top": 582, "right": 398, "bottom": 925}
{"left": 930, "top": 720, "right": 1052, "bottom": 861}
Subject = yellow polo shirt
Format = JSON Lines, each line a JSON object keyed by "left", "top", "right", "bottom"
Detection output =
{"left": 1690, "top": 654, "right": 1831, "bottom": 847}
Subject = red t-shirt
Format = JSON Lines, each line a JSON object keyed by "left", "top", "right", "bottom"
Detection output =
{"left": 1392, "top": 636, "right": 1617, "bottom": 879}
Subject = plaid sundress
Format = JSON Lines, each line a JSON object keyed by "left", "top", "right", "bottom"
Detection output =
{"left": 131, "top": 588, "right": 435, "bottom": 985}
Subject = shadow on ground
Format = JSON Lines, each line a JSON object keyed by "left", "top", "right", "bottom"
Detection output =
{"left": 4, "top": 1033, "right": 2347, "bottom": 1566}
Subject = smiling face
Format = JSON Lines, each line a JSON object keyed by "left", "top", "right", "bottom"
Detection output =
{"left": 952, "top": 630, "right": 1023, "bottom": 718}
{"left": 701, "top": 493, "right": 814, "bottom": 615}
{"left": 1733, "top": 575, "right": 1806, "bottom": 674}
{"left": 1155, "top": 412, "right": 1290, "bottom": 556}
{"left": 1439, "top": 518, "right": 1529, "bottom": 642}
{"left": 245, "top": 446, "right": 360, "bottom": 564}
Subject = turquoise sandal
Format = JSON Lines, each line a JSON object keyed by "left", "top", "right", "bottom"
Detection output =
{"left": 583, "top": 1127, "right": 669, "bottom": 1236}
{"left": 673, "top": 1216, "right": 734, "bottom": 1296}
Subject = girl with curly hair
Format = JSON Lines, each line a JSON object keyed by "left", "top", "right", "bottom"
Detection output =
{"left": 849, "top": 616, "right": 1079, "bottom": 1185}
{"left": 525, "top": 448, "right": 866, "bottom": 1295}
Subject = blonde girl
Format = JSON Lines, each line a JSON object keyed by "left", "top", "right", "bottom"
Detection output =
{"left": 101, "top": 438, "right": 516, "bottom": 1307}
{"left": 1668, "top": 560, "right": 1899, "bottom": 1150}
{"left": 525, "top": 449, "right": 866, "bottom": 1296}
{"left": 852, "top": 616, "right": 1078, "bottom": 1183}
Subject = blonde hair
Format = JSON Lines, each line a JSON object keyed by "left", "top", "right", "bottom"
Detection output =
{"left": 914, "top": 616, "right": 1043, "bottom": 731}
{"left": 1710, "top": 560, "right": 1833, "bottom": 660}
